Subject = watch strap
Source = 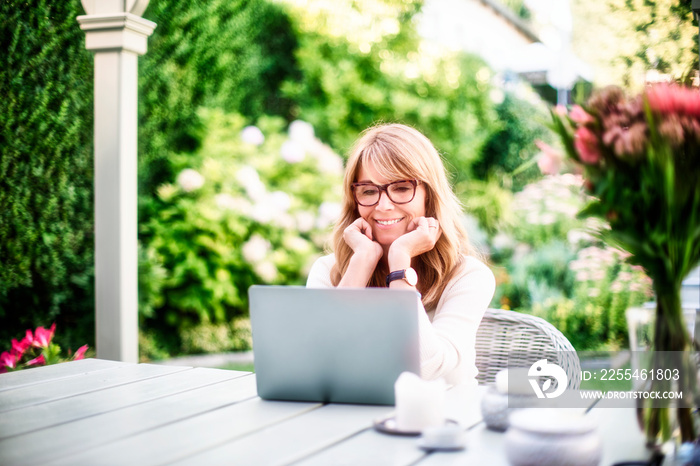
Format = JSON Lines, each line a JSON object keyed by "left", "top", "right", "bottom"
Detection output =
{"left": 386, "top": 270, "right": 406, "bottom": 287}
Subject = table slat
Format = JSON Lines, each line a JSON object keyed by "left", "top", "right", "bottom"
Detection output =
{"left": 295, "top": 426, "right": 431, "bottom": 466}
{"left": 292, "top": 385, "right": 484, "bottom": 466}
{"left": 0, "top": 358, "right": 127, "bottom": 392}
{"left": 169, "top": 402, "right": 396, "bottom": 465}
{"left": 0, "top": 367, "right": 249, "bottom": 440}
{"left": 0, "top": 363, "right": 188, "bottom": 413}
{"left": 1, "top": 373, "right": 259, "bottom": 466}
{"left": 46, "top": 397, "right": 322, "bottom": 466}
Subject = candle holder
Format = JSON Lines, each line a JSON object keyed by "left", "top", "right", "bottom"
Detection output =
{"left": 373, "top": 416, "right": 459, "bottom": 436}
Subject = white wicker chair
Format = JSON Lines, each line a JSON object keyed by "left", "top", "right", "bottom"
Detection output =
{"left": 475, "top": 308, "right": 582, "bottom": 389}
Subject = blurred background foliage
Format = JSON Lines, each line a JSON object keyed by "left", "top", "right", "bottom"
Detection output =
{"left": 1, "top": 0, "right": 95, "bottom": 352}
{"left": 2, "top": 0, "right": 694, "bottom": 358}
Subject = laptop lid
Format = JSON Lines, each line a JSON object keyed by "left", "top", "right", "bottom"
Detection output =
{"left": 249, "top": 286, "right": 420, "bottom": 405}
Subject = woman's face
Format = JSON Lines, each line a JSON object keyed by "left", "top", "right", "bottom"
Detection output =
{"left": 355, "top": 161, "right": 427, "bottom": 248}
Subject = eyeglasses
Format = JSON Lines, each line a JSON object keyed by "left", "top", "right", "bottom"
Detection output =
{"left": 351, "top": 179, "right": 420, "bottom": 207}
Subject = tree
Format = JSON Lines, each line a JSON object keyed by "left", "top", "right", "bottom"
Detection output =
{"left": 571, "top": 0, "right": 698, "bottom": 90}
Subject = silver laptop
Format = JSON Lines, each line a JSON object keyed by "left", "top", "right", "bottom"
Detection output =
{"left": 249, "top": 286, "right": 420, "bottom": 405}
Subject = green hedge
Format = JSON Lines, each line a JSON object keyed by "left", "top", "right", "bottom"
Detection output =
{"left": 0, "top": 0, "right": 300, "bottom": 349}
{"left": 138, "top": 0, "right": 299, "bottom": 196}
{"left": 0, "top": 0, "right": 95, "bottom": 349}
{"left": 138, "top": 110, "right": 344, "bottom": 356}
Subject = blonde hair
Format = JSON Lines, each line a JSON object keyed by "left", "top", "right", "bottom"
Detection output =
{"left": 330, "top": 123, "right": 476, "bottom": 310}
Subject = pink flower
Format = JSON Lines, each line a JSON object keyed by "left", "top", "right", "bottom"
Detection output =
{"left": 22, "top": 329, "right": 34, "bottom": 347}
{"left": 685, "top": 93, "right": 700, "bottom": 118}
{"left": 603, "top": 122, "right": 648, "bottom": 157}
{"left": 646, "top": 84, "right": 700, "bottom": 118}
{"left": 32, "top": 323, "right": 56, "bottom": 349}
{"left": 25, "top": 354, "right": 46, "bottom": 367}
{"left": 574, "top": 127, "right": 601, "bottom": 165}
{"left": 570, "top": 105, "right": 595, "bottom": 125}
{"left": 0, "top": 351, "right": 20, "bottom": 372}
{"left": 73, "top": 345, "right": 88, "bottom": 361}
{"left": 535, "top": 140, "right": 563, "bottom": 175}
{"left": 11, "top": 337, "right": 30, "bottom": 356}
{"left": 658, "top": 115, "right": 685, "bottom": 148}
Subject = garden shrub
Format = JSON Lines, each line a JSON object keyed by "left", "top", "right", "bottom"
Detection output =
{"left": 138, "top": 109, "right": 343, "bottom": 355}
{"left": 491, "top": 174, "right": 653, "bottom": 350}
{"left": 1, "top": 0, "right": 302, "bottom": 352}
{"left": 0, "top": 0, "right": 95, "bottom": 349}
{"left": 139, "top": 0, "right": 300, "bottom": 196}
{"left": 474, "top": 94, "right": 556, "bottom": 192}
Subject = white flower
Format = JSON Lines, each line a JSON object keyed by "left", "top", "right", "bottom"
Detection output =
{"left": 567, "top": 229, "right": 585, "bottom": 246}
{"left": 251, "top": 192, "right": 292, "bottom": 224}
{"left": 286, "top": 236, "right": 311, "bottom": 253}
{"left": 251, "top": 201, "right": 276, "bottom": 223}
{"left": 274, "top": 213, "right": 296, "bottom": 229}
{"left": 242, "top": 234, "right": 271, "bottom": 263}
{"left": 254, "top": 261, "right": 278, "bottom": 282}
{"left": 317, "top": 202, "right": 342, "bottom": 229}
{"left": 241, "top": 125, "right": 265, "bottom": 145}
{"left": 215, "top": 193, "right": 235, "bottom": 209}
{"left": 489, "top": 88, "right": 505, "bottom": 104}
{"left": 215, "top": 194, "right": 251, "bottom": 214}
{"left": 295, "top": 211, "right": 316, "bottom": 233}
{"left": 491, "top": 233, "right": 514, "bottom": 250}
{"left": 289, "top": 120, "right": 315, "bottom": 144}
{"left": 237, "top": 166, "right": 266, "bottom": 201}
{"left": 617, "top": 271, "right": 633, "bottom": 282}
{"left": 629, "top": 283, "right": 643, "bottom": 292}
{"left": 281, "top": 140, "right": 305, "bottom": 163}
{"left": 539, "top": 213, "right": 556, "bottom": 225}
{"left": 525, "top": 212, "right": 541, "bottom": 225}
{"left": 269, "top": 191, "right": 291, "bottom": 212}
{"left": 177, "top": 169, "right": 204, "bottom": 192}
{"left": 313, "top": 144, "right": 344, "bottom": 174}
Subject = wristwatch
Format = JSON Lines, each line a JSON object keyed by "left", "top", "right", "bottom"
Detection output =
{"left": 386, "top": 267, "right": 418, "bottom": 287}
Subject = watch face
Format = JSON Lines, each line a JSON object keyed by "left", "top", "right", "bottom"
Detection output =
{"left": 405, "top": 267, "right": 418, "bottom": 286}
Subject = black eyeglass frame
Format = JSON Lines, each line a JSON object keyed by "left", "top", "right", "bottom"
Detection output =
{"left": 350, "top": 179, "right": 420, "bottom": 207}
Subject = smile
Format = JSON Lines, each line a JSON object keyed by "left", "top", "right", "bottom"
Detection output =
{"left": 376, "top": 218, "right": 403, "bottom": 226}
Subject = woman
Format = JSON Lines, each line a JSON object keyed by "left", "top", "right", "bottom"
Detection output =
{"left": 307, "top": 123, "right": 495, "bottom": 386}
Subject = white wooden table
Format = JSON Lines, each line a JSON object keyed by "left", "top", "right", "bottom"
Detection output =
{"left": 0, "top": 359, "right": 649, "bottom": 465}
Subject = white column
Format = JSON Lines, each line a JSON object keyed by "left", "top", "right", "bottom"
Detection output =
{"left": 77, "top": 1, "right": 156, "bottom": 362}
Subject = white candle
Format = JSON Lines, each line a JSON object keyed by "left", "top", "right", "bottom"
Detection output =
{"left": 394, "top": 372, "right": 446, "bottom": 432}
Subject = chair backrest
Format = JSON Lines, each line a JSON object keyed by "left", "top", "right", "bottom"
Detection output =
{"left": 475, "top": 308, "right": 581, "bottom": 389}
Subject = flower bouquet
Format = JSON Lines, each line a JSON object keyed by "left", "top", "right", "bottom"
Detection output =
{"left": 0, "top": 324, "right": 88, "bottom": 373}
{"left": 551, "top": 84, "right": 700, "bottom": 445}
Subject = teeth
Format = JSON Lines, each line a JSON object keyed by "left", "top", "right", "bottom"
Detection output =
{"left": 376, "top": 219, "right": 401, "bottom": 226}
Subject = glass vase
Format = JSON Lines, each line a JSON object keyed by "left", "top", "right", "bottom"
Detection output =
{"left": 637, "top": 281, "right": 697, "bottom": 450}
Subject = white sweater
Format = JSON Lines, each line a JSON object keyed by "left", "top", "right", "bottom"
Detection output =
{"left": 306, "top": 254, "right": 496, "bottom": 386}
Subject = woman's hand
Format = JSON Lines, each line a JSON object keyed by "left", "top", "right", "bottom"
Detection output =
{"left": 342, "top": 217, "right": 383, "bottom": 264}
{"left": 387, "top": 216, "right": 441, "bottom": 270}
{"left": 338, "top": 217, "right": 383, "bottom": 288}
